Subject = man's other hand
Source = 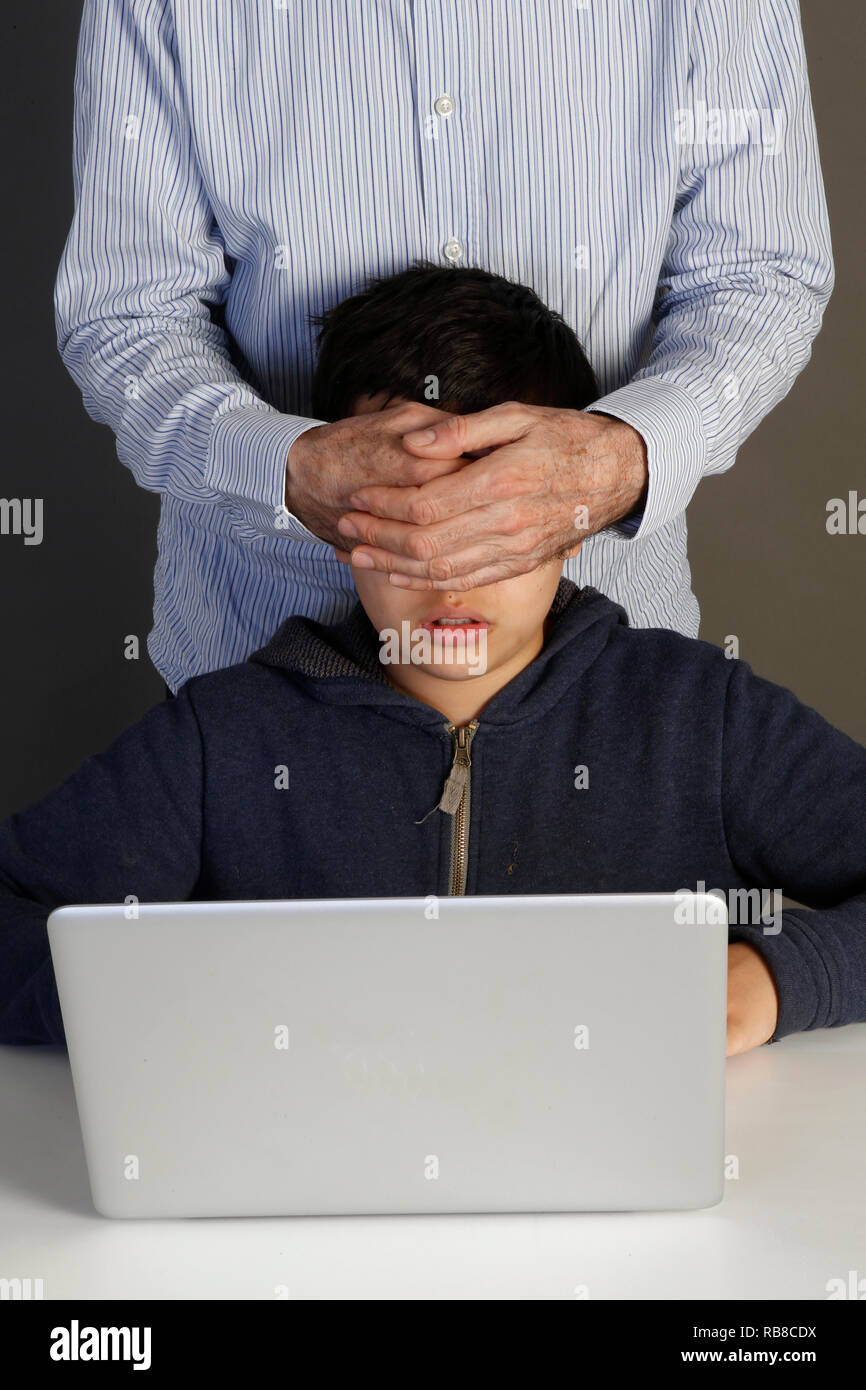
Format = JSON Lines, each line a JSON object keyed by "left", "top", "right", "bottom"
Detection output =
{"left": 284, "top": 401, "right": 465, "bottom": 550}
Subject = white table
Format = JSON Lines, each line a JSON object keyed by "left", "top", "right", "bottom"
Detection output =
{"left": 1, "top": 1025, "right": 864, "bottom": 1301}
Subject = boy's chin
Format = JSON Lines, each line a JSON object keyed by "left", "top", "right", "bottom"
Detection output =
{"left": 413, "top": 662, "right": 491, "bottom": 682}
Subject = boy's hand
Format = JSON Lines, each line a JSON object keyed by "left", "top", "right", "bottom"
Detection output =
{"left": 726, "top": 942, "right": 780, "bottom": 1056}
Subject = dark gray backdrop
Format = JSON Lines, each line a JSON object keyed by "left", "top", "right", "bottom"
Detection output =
{"left": 1, "top": 6, "right": 863, "bottom": 818}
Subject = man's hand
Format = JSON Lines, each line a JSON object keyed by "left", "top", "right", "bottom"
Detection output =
{"left": 336, "top": 402, "right": 649, "bottom": 591}
{"left": 284, "top": 401, "right": 465, "bottom": 550}
{"left": 726, "top": 942, "right": 780, "bottom": 1057}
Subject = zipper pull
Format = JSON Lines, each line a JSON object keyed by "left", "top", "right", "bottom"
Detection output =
{"left": 414, "top": 721, "right": 478, "bottom": 824}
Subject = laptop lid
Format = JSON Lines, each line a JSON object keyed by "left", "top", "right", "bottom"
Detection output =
{"left": 47, "top": 893, "right": 728, "bottom": 1218}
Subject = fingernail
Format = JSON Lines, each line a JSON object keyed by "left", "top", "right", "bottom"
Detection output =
{"left": 350, "top": 551, "right": 374, "bottom": 568}
{"left": 389, "top": 573, "right": 412, "bottom": 587}
{"left": 338, "top": 519, "right": 358, "bottom": 539}
{"left": 404, "top": 428, "right": 437, "bottom": 444}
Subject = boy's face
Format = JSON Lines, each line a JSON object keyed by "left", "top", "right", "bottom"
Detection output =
{"left": 347, "top": 393, "right": 579, "bottom": 704}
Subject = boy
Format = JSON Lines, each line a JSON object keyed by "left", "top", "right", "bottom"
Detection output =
{"left": 2, "top": 265, "right": 864, "bottom": 1055}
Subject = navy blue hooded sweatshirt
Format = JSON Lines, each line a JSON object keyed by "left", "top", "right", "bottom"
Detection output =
{"left": 1, "top": 579, "right": 865, "bottom": 1046}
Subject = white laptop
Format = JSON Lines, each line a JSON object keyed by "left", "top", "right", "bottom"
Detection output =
{"left": 47, "top": 893, "right": 728, "bottom": 1218}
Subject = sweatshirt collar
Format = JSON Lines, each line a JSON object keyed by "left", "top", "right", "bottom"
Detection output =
{"left": 249, "top": 579, "right": 629, "bottom": 725}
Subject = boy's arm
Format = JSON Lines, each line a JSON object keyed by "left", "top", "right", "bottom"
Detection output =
{"left": 0, "top": 689, "right": 204, "bottom": 1046}
{"left": 720, "top": 659, "right": 866, "bottom": 1041}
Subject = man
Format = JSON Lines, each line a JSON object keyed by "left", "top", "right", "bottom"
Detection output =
{"left": 54, "top": 0, "right": 832, "bottom": 691}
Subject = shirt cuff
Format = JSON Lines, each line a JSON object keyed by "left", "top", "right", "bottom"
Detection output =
{"left": 584, "top": 378, "right": 708, "bottom": 543}
{"left": 206, "top": 404, "right": 328, "bottom": 542}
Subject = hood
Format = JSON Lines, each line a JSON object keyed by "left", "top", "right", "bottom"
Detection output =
{"left": 248, "top": 578, "right": 629, "bottom": 727}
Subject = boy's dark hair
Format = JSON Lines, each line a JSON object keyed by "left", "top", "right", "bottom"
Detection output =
{"left": 308, "top": 260, "right": 599, "bottom": 421}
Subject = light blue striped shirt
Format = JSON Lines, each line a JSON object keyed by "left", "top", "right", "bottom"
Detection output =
{"left": 54, "top": 0, "right": 833, "bottom": 690}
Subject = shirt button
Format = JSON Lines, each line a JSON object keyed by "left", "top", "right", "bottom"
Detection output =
{"left": 434, "top": 93, "right": 455, "bottom": 117}
{"left": 443, "top": 239, "right": 464, "bottom": 262}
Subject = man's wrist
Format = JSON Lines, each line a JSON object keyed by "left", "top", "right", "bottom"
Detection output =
{"left": 576, "top": 411, "right": 648, "bottom": 533}
{"left": 584, "top": 379, "right": 707, "bottom": 543}
{"left": 206, "top": 405, "right": 326, "bottom": 541}
{"left": 284, "top": 422, "right": 324, "bottom": 512}
{"left": 593, "top": 412, "right": 649, "bottom": 517}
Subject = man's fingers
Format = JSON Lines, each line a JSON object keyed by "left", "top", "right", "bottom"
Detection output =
{"left": 338, "top": 511, "right": 431, "bottom": 557}
{"left": 347, "top": 527, "right": 545, "bottom": 584}
{"left": 389, "top": 453, "right": 470, "bottom": 490}
{"left": 348, "top": 448, "right": 527, "bottom": 523}
{"left": 380, "top": 399, "right": 458, "bottom": 433}
{"left": 386, "top": 556, "right": 539, "bottom": 592}
{"left": 348, "top": 482, "right": 433, "bottom": 523}
{"left": 339, "top": 496, "right": 536, "bottom": 564}
{"left": 400, "top": 399, "right": 536, "bottom": 457}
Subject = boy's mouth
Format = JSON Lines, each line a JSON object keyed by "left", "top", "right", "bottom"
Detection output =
{"left": 419, "top": 606, "right": 491, "bottom": 633}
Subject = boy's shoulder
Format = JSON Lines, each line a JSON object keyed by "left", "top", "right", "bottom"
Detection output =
{"left": 552, "top": 582, "right": 738, "bottom": 691}
{"left": 600, "top": 615, "right": 741, "bottom": 687}
{"left": 174, "top": 652, "right": 306, "bottom": 717}
{"left": 598, "top": 618, "right": 833, "bottom": 739}
{"left": 174, "top": 603, "right": 390, "bottom": 715}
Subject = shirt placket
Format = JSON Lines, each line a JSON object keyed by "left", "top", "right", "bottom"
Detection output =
{"left": 411, "top": 1, "right": 480, "bottom": 267}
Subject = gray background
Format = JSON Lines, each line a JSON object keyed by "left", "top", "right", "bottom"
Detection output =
{"left": 1, "top": 6, "right": 862, "bottom": 818}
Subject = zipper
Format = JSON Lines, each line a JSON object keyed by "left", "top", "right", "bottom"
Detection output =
{"left": 446, "top": 720, "right": 479, "bottom": 896}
